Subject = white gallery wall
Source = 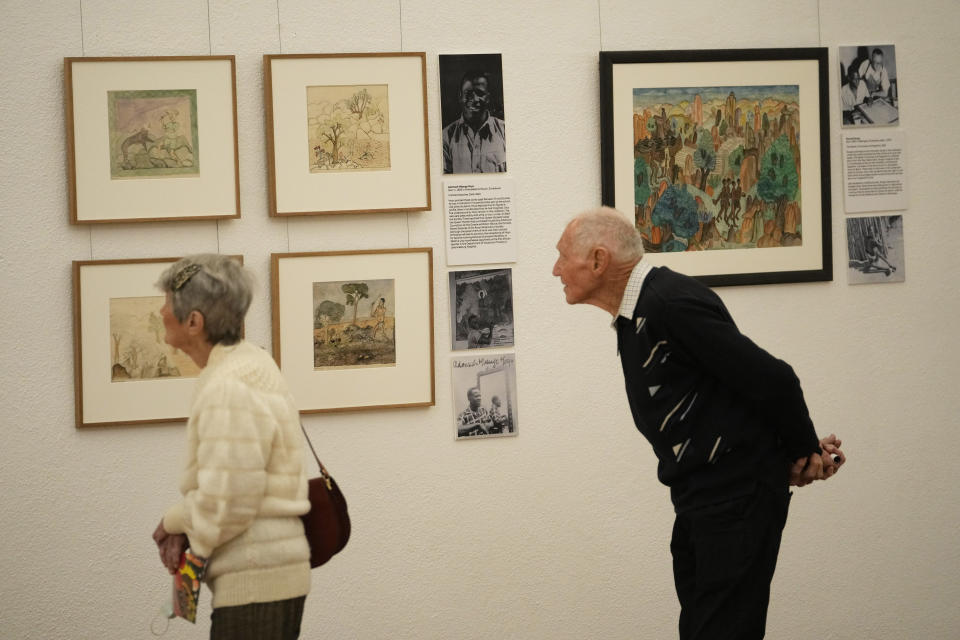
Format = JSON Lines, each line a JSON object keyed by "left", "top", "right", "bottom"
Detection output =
{"left": 1, "top": 0, "right": 958, "bottom": 638}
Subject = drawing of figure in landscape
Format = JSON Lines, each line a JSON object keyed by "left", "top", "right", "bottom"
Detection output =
{"left": 109, "top": 296, "right": 200, "bottom": 381}
{"left": 307, "top": 84, "right": 390, "bottom": 171}
{"left": 631, "top": 85, "right": 801, "bottom": 253}
{"left": 312, "top": 279, "right": 396, "bottom": 369}
{"left": 107, "top": 90, "right": 199, "bottom": 178}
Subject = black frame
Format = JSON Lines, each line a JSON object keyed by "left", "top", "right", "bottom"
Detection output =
{"left": 600, "top": 48, "right": 832, "bottom": 287}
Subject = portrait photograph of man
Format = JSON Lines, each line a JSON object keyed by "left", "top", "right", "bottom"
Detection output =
{"left": 439, "top": 53, "right": 507, "bottom": 174}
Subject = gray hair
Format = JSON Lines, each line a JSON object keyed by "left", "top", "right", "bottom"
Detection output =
{"left": 156, "top": 254, "right": 253, "bottom": 346}
{"left": 570, "top": 206, "right": 644, "bottom": 263}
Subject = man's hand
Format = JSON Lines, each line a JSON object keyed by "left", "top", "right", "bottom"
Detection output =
{"left": 819, "top": 433, "right": 846, "bottom": 480}
{"left": 789, "top": 451, "right": 824, "bottom": 487}
{"left": 790, "top": 434, "right": 846, "bottom": 486}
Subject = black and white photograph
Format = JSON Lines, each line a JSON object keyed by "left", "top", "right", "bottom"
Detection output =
{"left": 839, "top": 45, "right": 899, "bottom": 127}
{"left": 846, "top": 215, "right": 904, "bottom": 284}
{"left": 448, "top": 268, "right": 514, "bottom": 350}
{"left": 439, "top": 53, "right": 506, "bottom": 174}
{"left": 451, "top": 354, "right": 518, "bottom": 440}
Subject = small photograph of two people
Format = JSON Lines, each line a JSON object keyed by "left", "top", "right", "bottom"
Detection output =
{"left": 452, "top": 354, "right": 518, "bottom": 440}
{"left": 839, "top": 44, "right": 899, "bottom": 126}
{"left": 439, "top": 53, "right": 506, "bottom": 174}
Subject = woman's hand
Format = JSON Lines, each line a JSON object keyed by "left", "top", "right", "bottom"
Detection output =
{"left": 153, "top": 520, "right": 188, "bottom": 574}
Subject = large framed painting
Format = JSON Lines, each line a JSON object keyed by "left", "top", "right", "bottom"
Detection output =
{"left": 73, "top": 256, "right": 242, "bottom": 427}
{"left": 271, "top": 248, "right": 435, "bottom": 413}
{"left": 264, "top": 53, "right": 431, "bottom": 216}
{"left": 65, "top": 56, "right": 240, "bottom": 223}
{"left": 600, "top": 48, "right": 832, "bottom": 286}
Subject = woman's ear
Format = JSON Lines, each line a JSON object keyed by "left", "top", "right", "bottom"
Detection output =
{"left": 186, "top": 310, "right": 205, "bottom": 336}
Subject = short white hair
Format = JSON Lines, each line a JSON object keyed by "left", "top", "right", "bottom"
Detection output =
{"left": 569, "top": 206, "right": 644, "bottom": 263}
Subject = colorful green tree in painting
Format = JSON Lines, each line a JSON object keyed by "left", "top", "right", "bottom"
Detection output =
{"left": 651, "top": 185, "right": 699, "bottom": 252}
{"left": 757, "top": 134, "right": 799, "bottom": 231}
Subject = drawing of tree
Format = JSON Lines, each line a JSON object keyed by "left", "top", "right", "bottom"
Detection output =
{"left": 757, "top": 134, "right": 799, "bottom": 229}
{"left": 314, "top": 300, "right": 346, "bottom": 328}
{"left": 651, "top": 184, "right": 699, "bottom": 251}
{"left": 693, "top": 128, "right": 716, "bottom": 191}
{"left": 348, "top": 88, "right": 371, "bottom": 118}
{"left": 342, "top": 283, "right": 370, "bottom": 325}
{"left": 148, "top": 311, "right": 162, "bottom": 343}
{"left": 317, "top": 106, "right": 352, "bottom": 164}
{"left": 111, "top": 333, "right": 122, "bottom": 364}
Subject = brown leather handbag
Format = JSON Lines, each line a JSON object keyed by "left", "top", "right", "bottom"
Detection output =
{"left": 299, "top": 423, "right": 351, "bottom": 568}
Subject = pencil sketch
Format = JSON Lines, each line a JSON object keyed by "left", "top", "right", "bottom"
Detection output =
{"left": 307, "top": 84, "right": 390, "bottom": 172}
{"left": 109, "top": 296, "right": 200, "bottom": 381}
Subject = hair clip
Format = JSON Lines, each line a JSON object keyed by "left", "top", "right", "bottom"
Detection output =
{"left": 172, "top": 263, "right": 202, "bottom": 291}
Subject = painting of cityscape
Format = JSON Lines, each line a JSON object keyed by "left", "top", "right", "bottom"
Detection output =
{"left": 631, "top": 85, "right": 801, "bottom": 253}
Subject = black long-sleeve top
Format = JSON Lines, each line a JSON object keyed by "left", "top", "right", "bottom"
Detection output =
{"left": 616, "top": 266, "right": 821, "bottom": 511}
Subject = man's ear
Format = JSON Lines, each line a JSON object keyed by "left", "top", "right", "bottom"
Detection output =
{"left": 591, "top": 247, "right": 610, "bottom": 274}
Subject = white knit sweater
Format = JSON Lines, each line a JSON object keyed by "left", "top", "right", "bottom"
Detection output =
{"left": 163, "top": 341, "right": 312, "bottom": 608}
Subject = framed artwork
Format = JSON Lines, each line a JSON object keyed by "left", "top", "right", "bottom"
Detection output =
{"left": 272, "top": 248, "right": 435, "bottom": 413}
{"left": 73, "top": 256, "right": 241, "bottom": 427}
{"left": 64, "top": 56, "right": 240, "bottom": 223}
{"left": 264, "top": 52, "right": 431, "bottom": 216}
{"left": 600, "top": 48, "right": 832, "bottom": 286}
{"left": 451, "top": 353, "right": 518, "bottom": 440}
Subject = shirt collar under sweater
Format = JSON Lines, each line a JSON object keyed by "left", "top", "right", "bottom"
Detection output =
{"left": 611, "top": 259, "right": 653, "bottom": 329}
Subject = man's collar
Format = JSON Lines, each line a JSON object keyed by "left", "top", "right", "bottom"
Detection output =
{"left": 455, "top": 115, "right": 497, "bottom": 136}
{"left": 611, "top": 260, "right": 653, "bottom": 328}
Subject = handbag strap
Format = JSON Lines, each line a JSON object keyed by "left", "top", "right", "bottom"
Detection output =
{"left": 299, "top": 422, "right": 330, "bottom": 480}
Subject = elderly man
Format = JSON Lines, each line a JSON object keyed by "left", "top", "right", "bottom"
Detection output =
{"left": 442, "top": 70, "right": 506, "bottom": 174}
{"left": 552, "top": 207, "right": 845, "bottom": 639}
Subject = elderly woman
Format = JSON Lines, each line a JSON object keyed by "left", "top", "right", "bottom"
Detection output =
{"left": 151, "top": 254, "right": 311, "bottom": 639}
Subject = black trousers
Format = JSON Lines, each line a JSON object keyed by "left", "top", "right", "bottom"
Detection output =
{"left": 670, "top": 485, "right": 791, "bottom": 640}
{"left": 210, "top": 596, "right": 306, "bottom": 640}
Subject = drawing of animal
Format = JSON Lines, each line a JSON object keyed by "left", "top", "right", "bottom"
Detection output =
{"left": 120, "top": 128, "right": 156, "bottom": 165}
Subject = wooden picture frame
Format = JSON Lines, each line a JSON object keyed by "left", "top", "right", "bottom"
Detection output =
{"left": 600, "top": 48, "right": 832, "bottom": 286}
{"left": 65, "top": 56, "right": 240, "bottom": 223}
{"left": 272, "top": 248, "right": 435, "bottom": 413}
{"left": 73, "top": 256, "right": 240, "bottom": 427}
{"left": 264, "top": 52, "right": 431, "bottom": 216}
